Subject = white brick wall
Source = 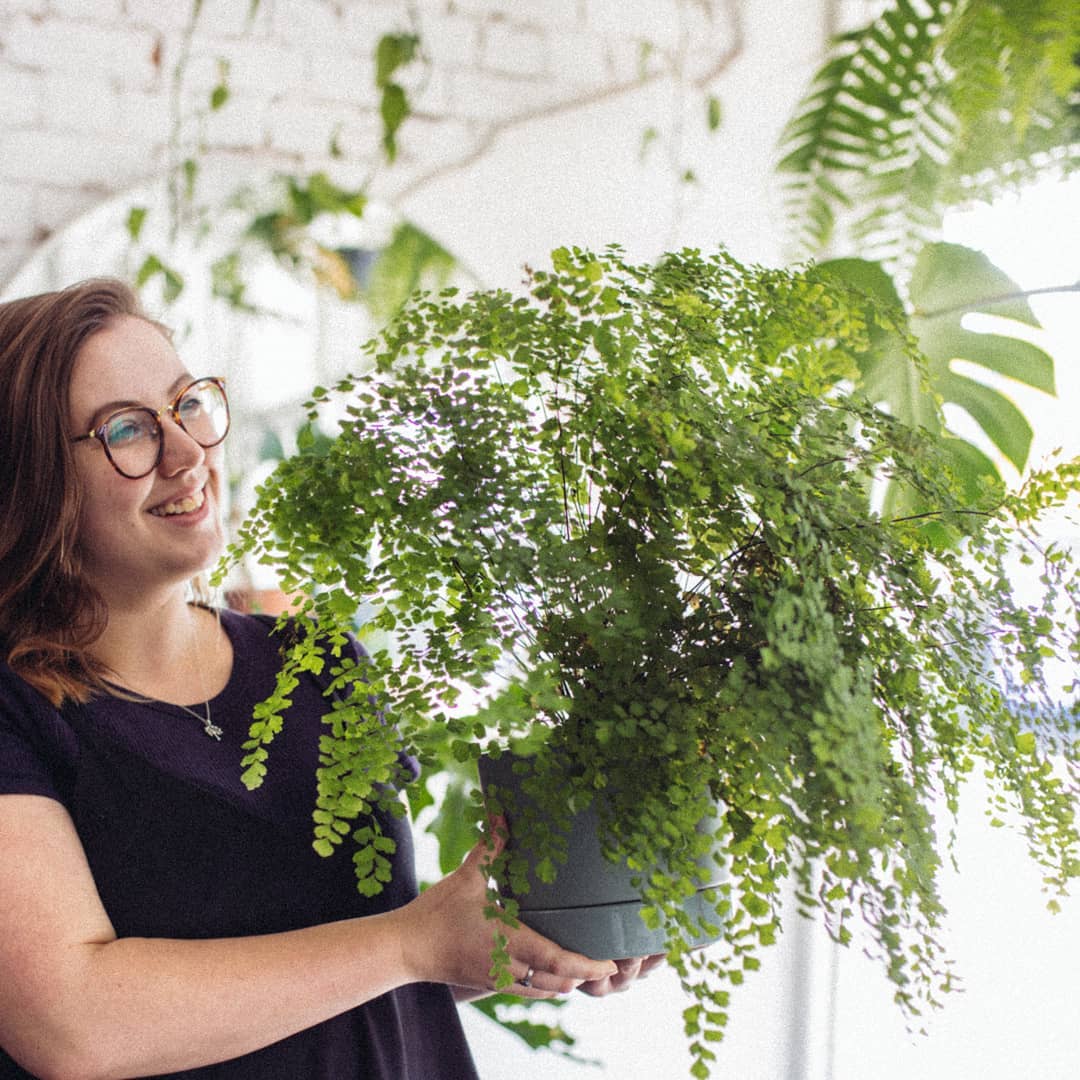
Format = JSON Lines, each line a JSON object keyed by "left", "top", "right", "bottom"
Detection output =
{"left": 0, "top": 0, "right": 744, "bottom": 288}
{"left": 4, "top": 15, "right": 161, "bottom": 85}
{"left": 478, "top": 19, "right": 548, "bottom": 78}
{"left": 0, "top": 67, "right": 46, "bottom": 126}
{"left": 0, "top": 179, "right": 37, "bottom": 242}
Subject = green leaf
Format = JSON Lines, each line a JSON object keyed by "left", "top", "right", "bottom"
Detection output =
{"left": 306, "top": 172, "right": 367, "bottom": 218}
{"left": 814, "top": 257, "right": 939, "bottom": 435}
{"left": 639, "top": 126, "right": 659, "bottom": 161}
{"left": 181, "top": 157, "right": 198, "bottom": 201}
{"left": 375, "top": 32, "right": 420, "bottom": 88}
{"left": 161, "top": 267, "right": 184, "bottom": 303}
{"left": 819, "top": 245, "right": 1057, "bottom": 477}
{"left": 430, "top": 776, "right": 481, "bottom": 875}
{"left": 777, "top": 0, "right": 1079, "bottom": 262}
{"left": 373, "top": 33, "right": 420, "bottom": 162}
{"left": 938, "top": 372, "right": 1032, "bottom": 472}
{"left": 126, "top": 206, "right": 147, "bottom": 241}
{"left": 380, "top": 83, "right": 409, "bottom": 162}
{"left": 936, "top": 436, "right": 1001, "bottom": 506}
{"left": 134, "top": 253, "right": 184, "bottom": 303}
{"left": 296, "top": 422, "right": 316, "bottom": 451}
{"left": 707, "top": 94, "right": 722, "bottom": 132}
{"left": 764, "top": 826, "right": 786, "bottom": 853}
{"left": 911, "top": 242, "right": 1045, "bottom": 332}
{"left": 470, "top": 995, "right": 579, "bottom": 1057}
{"left": 910, "top": 243, "right": 1056, "bottom": 471}
{"left": 362, "top": 222, "right": 455, "bottom": 322}
{"left": 1015, "top": 731, "right": 1036, "bottom": 756}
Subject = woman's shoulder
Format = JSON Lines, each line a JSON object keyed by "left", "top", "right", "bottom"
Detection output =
{"left": 218, "top": 607, "right": 367, "bottom": 663}
{"left": 0, "top": 660, "right": 66, "bottom": 722}
{"left": 0, "top": 661, "right": 79, "bottom": 800}
{"left": 218, "top": 605, "right": 281, "bottom": 639}
{"left": 217, "top": 606, "right": 307, "bottom": 656}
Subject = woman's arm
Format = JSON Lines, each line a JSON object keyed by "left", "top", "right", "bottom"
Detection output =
{"left": 0, "top": 795, "right": 616, "bottom": 1080}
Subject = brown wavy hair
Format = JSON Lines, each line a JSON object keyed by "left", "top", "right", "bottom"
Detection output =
{"left": 0, "top": 278, "right": 148, "bottom": 705}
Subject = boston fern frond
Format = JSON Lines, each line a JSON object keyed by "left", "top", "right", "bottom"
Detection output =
{"left": 779, "top": 0, "right": 1080, "bottom": 265}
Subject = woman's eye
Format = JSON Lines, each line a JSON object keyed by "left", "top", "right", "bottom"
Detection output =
{"left": 178, "top": 394, "right": 206, "bottom": 420}
{"left": 105, "top": 413, "right": 156, "bottom": 447}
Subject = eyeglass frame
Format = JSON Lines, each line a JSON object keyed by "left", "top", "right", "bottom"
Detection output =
{"left": 70, "top": 376, "right": 230, "bottom": 479}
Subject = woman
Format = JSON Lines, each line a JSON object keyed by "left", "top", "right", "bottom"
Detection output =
{"left": 0, "top": 279, "right": 659, "bottom": 1079}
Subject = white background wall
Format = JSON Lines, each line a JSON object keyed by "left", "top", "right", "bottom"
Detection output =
{"left": 0, "top": 0, "right": 806, "bottom": 289}
{"left": 2, "top": 1, "right": 1077, "bottom": 1077}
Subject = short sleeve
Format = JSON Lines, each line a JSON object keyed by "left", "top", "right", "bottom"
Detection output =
{"left": 0, "top": 664, "right": 79, "bottom": 803}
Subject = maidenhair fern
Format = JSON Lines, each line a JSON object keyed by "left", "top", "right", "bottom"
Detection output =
{"left": 222, "top": 246, "right": 1080, "bottom": 1077}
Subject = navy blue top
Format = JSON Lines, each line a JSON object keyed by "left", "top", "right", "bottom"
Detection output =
{"left": 0, "top": 609, "right": 478, "bottom": 1079}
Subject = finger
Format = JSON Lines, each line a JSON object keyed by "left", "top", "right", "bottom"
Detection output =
{"left": 510, "top": 960, "right": 581, "bottom": 999}
{"left": 484, "top": 814, "right": 508, "bottom": 854}
{"left": 637, "top": 954, "right": 667, "bottom": 978}
{"left": 577, "top": 955, "right": 663, "bottom": 997}
{"left": 512, "top": 946, "right": 617, "bottom": 996}
{"left": 530, "top": 939, "right": 618, "bottom": 986}
{"left": 599, "top": 958, "right": 642, "bottom": 993}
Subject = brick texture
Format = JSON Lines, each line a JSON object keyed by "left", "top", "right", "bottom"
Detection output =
{"left": 0, "top": 0, "right": 745, "bottom": 288}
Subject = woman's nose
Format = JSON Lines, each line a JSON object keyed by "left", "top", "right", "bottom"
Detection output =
{"left": 157, "top": 415, "right": 206, "bottom": 475}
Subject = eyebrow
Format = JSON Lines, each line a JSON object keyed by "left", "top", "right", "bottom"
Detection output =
{"left": 84, "top": 373, "right": 195, "bottom": 431}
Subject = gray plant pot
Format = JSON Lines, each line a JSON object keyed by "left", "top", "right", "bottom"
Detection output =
{"left": 478, "top": 753, "right": 727, "bottom": 960}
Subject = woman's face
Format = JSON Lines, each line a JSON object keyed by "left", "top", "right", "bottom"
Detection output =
{"left": 67, "top": 315, "right": 227, "bottom": 604}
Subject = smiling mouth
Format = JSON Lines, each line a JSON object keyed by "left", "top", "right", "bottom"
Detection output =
{"left": 150, "top": 487, "right": 206, "bottom": 517}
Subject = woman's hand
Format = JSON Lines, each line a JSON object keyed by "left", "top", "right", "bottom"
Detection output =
{"left": 576, "top": 953, "right": 667, "bottom": 996}
{"left": 393, "top": 821, "right": 618, "bottom": 999}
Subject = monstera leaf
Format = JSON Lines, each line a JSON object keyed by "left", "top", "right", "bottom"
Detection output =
{"left": 909, "top": 242, "right": 1055, "bottom": 469}
{"left": 816, "top": 243, "right": 1055, "bottom": 513}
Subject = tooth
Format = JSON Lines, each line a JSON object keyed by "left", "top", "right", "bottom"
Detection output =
{"left": 151, "top": 489, "right": 206, "bottom": 516}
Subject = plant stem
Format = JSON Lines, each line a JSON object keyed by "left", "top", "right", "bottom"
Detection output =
{"left": 915, "top": 281, "right": 1080, "bottom": 320}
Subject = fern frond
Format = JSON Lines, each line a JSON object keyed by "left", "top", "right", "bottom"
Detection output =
{"left": 779, "top": 0, "right": 1080, "bottom": 264}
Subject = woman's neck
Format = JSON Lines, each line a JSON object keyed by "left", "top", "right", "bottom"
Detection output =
{"left": 91, "top": 592, "right": 232, "bottom": 705}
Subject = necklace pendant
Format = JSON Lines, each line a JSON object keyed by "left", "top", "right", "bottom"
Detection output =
{"left": 204, "top": 719, "right": 224, "bottom": 740}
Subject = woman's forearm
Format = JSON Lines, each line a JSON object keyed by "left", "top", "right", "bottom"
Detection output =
{"left": 15, "top": 911, "right": 410, "bottom": 1080}
{"left": 1, "top": 799, "right": 616, "bottom": 1080}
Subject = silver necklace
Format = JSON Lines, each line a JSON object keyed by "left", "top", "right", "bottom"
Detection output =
{"left": 139, "top": 613, "right": 223, "bottom": 738}
{"left": 133, "top": 696, "right": 223, "bottom": 740}
{"left": 110, "top": 610, "right": 224, "bottom": 739}
{"left": 173, "top": 699, "right": 223, "bottom": 740}
{"left": 183, "top": 612, "right": 223, "bottom": 739}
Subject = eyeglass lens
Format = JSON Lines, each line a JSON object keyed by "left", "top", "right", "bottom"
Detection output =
{"left": 103, "top": 379, "right": 229, "bottom": 478}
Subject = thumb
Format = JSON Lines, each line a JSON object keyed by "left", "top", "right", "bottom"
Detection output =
{"left": 486, "top": 814, "right": 508, "bottom": 856}
{"left": 461, "top": 814, "right": 507, "bottom": 874}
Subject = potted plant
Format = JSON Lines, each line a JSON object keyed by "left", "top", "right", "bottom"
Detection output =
{"left": 222, "top": 245, "right": 1079, "bottom": 1077}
